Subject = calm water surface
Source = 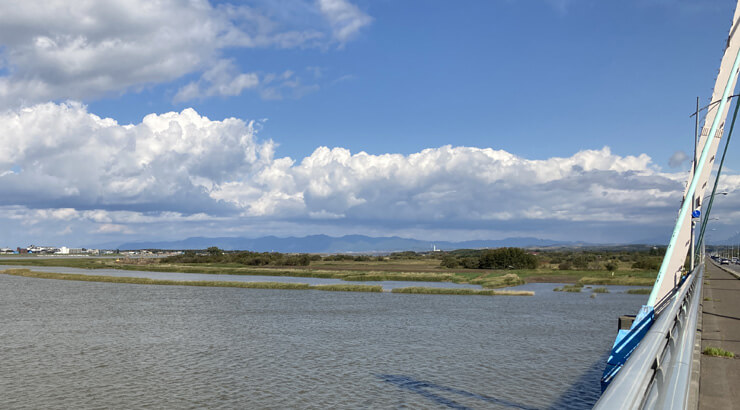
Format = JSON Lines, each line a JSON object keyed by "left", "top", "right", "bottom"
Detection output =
{"left": 0, "top": 275, "right": 646, "bottom": 409}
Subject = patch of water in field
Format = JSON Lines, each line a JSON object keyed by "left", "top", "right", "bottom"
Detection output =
{"left": 0, "top": 273, "right": 645, "bottom": 409}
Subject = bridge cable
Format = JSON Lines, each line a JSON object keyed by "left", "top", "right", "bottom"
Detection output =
{"left": 696, "top": 97, "right": 739, "bottom": 261}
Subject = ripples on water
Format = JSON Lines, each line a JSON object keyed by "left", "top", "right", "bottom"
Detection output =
{"left": 0, "top": 276, "right": 645, "bottom": 409}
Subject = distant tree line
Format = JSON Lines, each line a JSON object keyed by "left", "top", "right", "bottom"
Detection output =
{"left": 537, "top": 247, "right": 665, "bottom": 271}
{"left": 157, "top": 245, "right": 668, "bottom": 271}
{"left": 160, "top": 247, "right": 442, "bottom": 266}
{"left": 441, "top": 247, "right": 538, "bottom": 270}
{"left": 320, "top": 251, "right": 442, "bottom": 262}
{"left": 161, "top": 247, "right": 317, "bottom": 266}
{"left": 438, "top": 246, "right": 666, "bottom": 271}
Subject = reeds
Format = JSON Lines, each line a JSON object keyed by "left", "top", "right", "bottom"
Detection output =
{"left": 470, "top": 273, "right": 525, "bottom": 289}
{"left": 626, "top": 288, "right": 651, "bottom": 295}
{"left": 391, "top": 286, "right": 533, "bottom": 296}
{"left": 0, "top": 269, "right": 382, "bottom": 293}
{"left": 591, "top": 287, "right": 609, "bottom": 293}
{"left": 310, "top": 284, "right": 382, "bottom": 292}
{"left": 578, "top": 277, "right": 655, "bottom": 286}
{"left": 342, "top": 273, "right": 453, "bottom": 282}
{"left": 554, "top": 284, "right": 583, "bottom": 292}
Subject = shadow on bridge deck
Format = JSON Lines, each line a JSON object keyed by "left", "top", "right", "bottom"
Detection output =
{"left": 699, "top": 262, "right": 740, "bottom": 409}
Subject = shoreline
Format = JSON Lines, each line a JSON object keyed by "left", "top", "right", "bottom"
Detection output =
{"left": 0, "top": 258, "right": 657, "bottom": 287}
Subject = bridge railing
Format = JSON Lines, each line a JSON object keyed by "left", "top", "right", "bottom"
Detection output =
{"left": 594, "top": 264, "right": 703, "bottom": 409}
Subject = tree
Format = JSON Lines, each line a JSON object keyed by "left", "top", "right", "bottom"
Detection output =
{"left": 461, "top": 257, "right": 480, "bottom": 269}
{"left": 440, "top": 255, "right": 460, "bottom": 268}
{"left": 571, "top": 255, "right": 588, "bottom": 269}
{"left": 632, "top": 258, "right": 660, "bottom": 270}
{"left": 478, "top": 247, "right": 537, "bottom": 269}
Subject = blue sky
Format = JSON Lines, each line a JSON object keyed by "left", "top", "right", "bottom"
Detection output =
{"left": 0, "top": 0, "right": 739, "bottom": 247}
{"left": 86, "top": 0, "right": 737, "bottom": 166}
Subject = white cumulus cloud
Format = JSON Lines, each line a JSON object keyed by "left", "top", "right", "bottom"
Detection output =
{"left": 1, "top": 103, "right": 739, "bottom": 244}
{"left": 0, "top": 0, "right": 371, "bottom": 107}
{"left": 0, "top": 0, "right": 235, "bottom": 106}
{"left": 212, "top": 145, "right": 691, "bottom": 230}
{"left": 0, "top": 102, "right": 273, "bottom": 213}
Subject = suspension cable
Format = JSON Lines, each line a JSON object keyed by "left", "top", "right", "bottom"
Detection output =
{"left": 696, "top": 97, "right": 739, "bottom": 262}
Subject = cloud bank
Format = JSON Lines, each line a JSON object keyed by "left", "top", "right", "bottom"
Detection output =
{"left": 0, "top": 102, "right": 271, "bottom": 213}
{"left": 2, "top": 102, "right": 736, "bottom": 245}
{"left": 0, "top": 0, "right": 372, "bottom": 107}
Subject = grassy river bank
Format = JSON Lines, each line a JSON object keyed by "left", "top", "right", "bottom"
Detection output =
{"left": 0, "top": 256, "right": 657, "bottom": 288}
{"left": 0, "top": 268, "right": 534, "bottom": 296}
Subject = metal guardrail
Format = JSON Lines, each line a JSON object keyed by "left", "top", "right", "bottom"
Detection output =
{"left": 594, "top": 265, "right": 703, "bottom": 409}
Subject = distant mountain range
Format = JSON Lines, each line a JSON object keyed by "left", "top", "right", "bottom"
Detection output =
{"left": 115, "top": 235, "right": 570, "bottom": 253}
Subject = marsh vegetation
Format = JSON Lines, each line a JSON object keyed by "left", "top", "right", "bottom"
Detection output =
{"left": 554, "top": 284, "right": 583, "bottom": 292}
{"left": 0, "top": 269, "right": 383, "bottom": 293}
{"left": 0, "top": 246, "right": 662, "bottom": 289}
{"left": 390, "top": 287, "right": 534, "bottom": 296}
{"left": 591, "top": 287, "right": 609, "bottom": 293}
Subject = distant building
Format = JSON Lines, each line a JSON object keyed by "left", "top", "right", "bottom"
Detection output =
{"left": 25, "top": 245, "right": 60, "bottom": 254}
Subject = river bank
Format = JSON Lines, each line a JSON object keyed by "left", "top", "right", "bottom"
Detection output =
{"left": 0, "top": 256, "right": 657, "bottom": 287}
{"left": 0, "top": 268, "right": 535, "bottom": 296}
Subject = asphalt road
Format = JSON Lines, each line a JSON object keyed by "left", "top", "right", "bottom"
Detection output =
{"left": 699, "top": 261, "right": 740, "bottom": 409}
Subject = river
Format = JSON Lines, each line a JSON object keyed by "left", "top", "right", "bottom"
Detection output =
{"left": 0, "top": 273, "right": 646, "bottom": 409}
